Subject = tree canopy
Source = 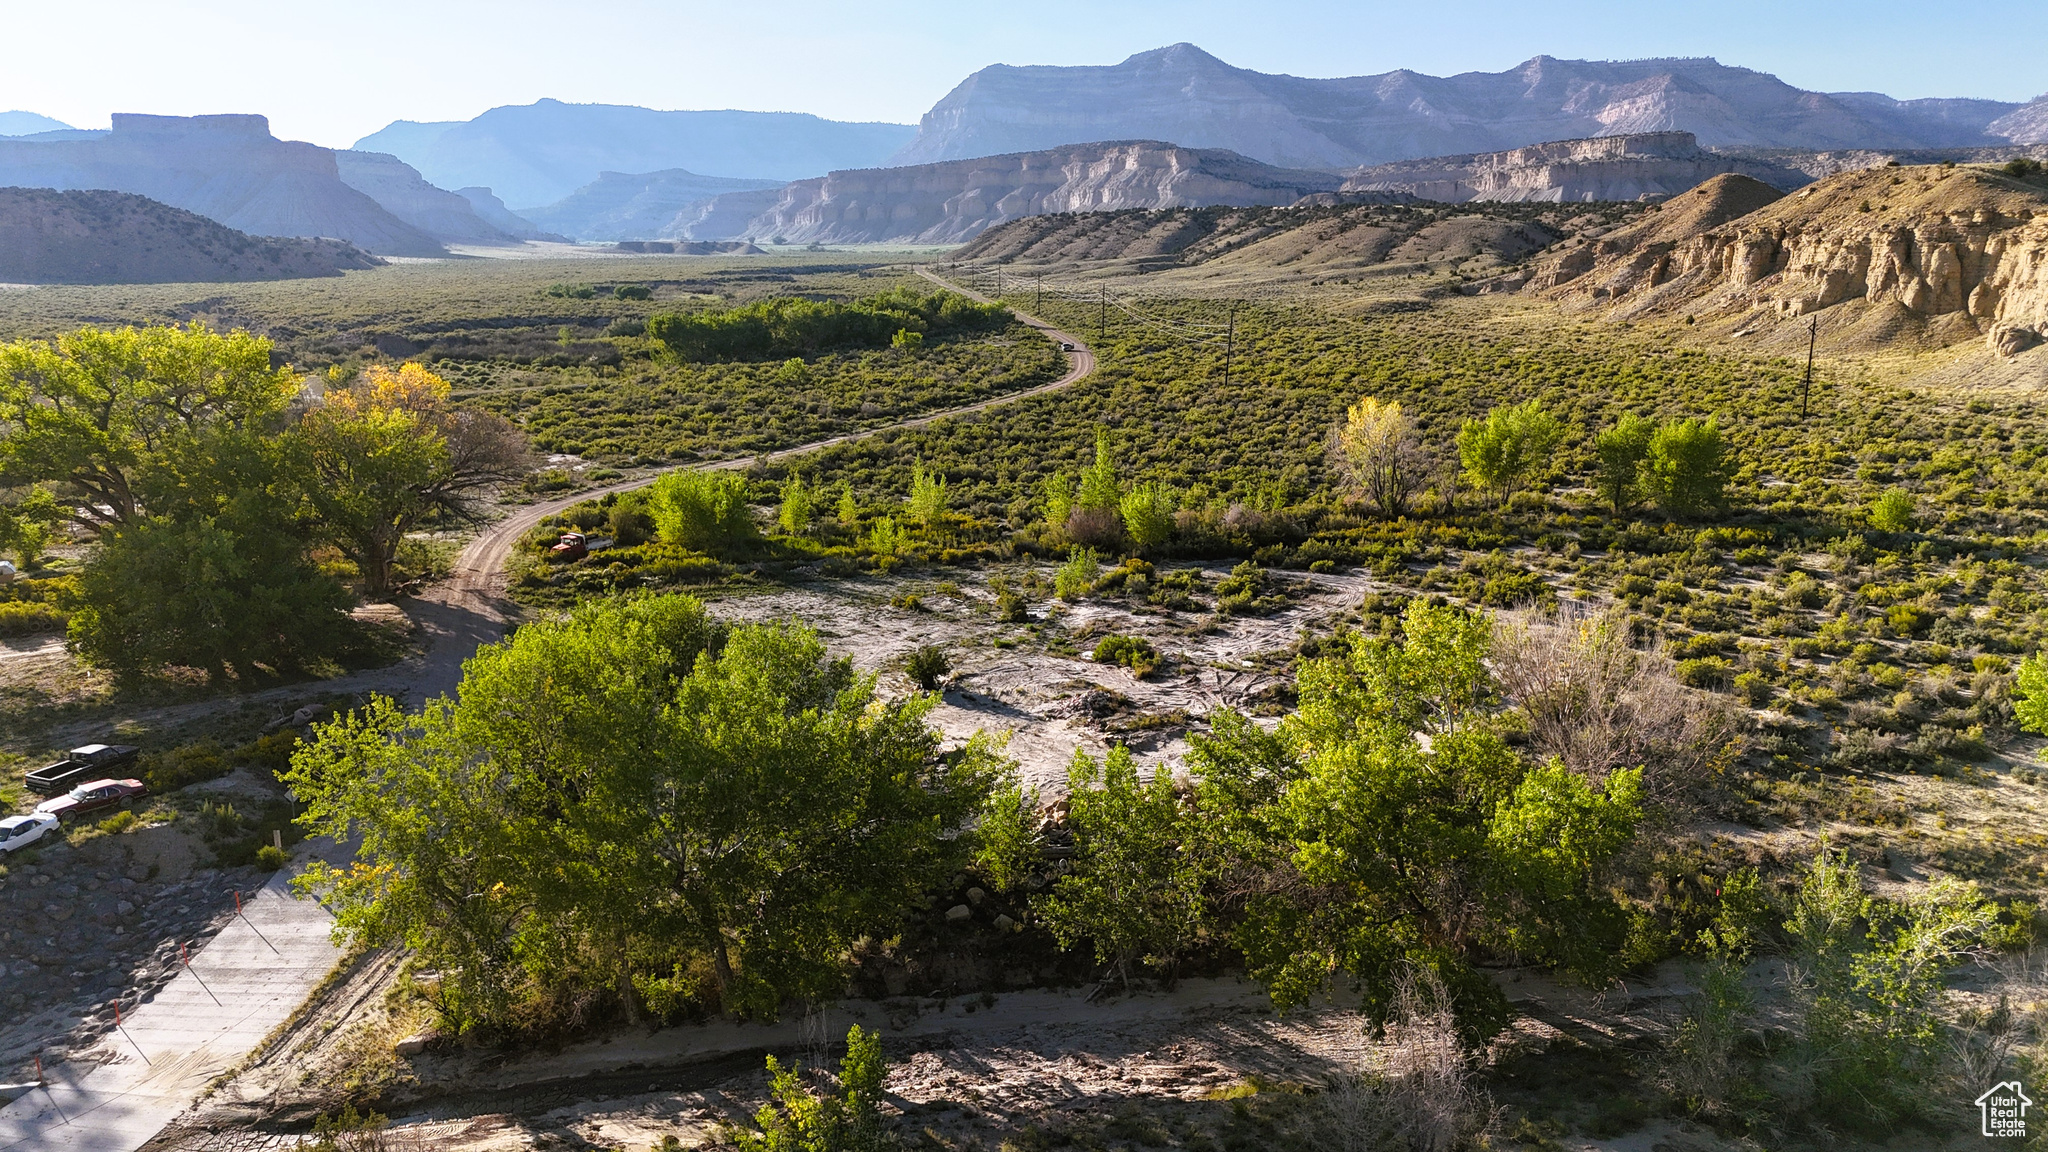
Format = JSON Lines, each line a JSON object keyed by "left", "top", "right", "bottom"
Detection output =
{"left": 288, "top": 594, "right": 1015, "bottom": 1029}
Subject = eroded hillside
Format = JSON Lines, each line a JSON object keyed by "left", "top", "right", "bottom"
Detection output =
{"left": 1524, "top": 165, "right": 2048, "bottom": 358}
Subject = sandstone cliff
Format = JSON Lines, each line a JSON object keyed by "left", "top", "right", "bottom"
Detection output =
{"left": 333, "top": 151, "right": 522, "bottom": 246}
{"left": 1525, "top": 167, "right": 2048, "bottom": 356}
{"left": 896, "top": 44, "right": 2020, "bottom": 170}
{"left": 0, "top": 115, "right": 444, "bottom": 256}
{"left": 681, "top": 141, "right": 1341, "bottom": 245}
{"left": 0, "top": 188, "right": 380, "bottom": 283}
{"left": 1339, "top": 133, "right": 1806, "bottom": 203}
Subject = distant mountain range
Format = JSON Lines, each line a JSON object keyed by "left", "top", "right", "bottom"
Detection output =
{"left": 0, "top": 111, "right": 71, "bottom": 137}
{"left": 0, "top": 187, "right": 379, "bottom": 283}
{"left": 894, "top": 44, "right": 2034, "bottom": 169}
{"left": 353, "top": 100, "right": 917, "bottom": 209}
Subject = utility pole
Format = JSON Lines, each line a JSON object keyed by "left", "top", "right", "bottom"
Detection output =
{"left": 1098, "top": 286, "right": 1107, "bottom": 342}
{"left": 1222, "top": 301, "right": 1238, "bottom": 387}
{"left": 1801, "top": 316, "right": 1818, "bottom": 420}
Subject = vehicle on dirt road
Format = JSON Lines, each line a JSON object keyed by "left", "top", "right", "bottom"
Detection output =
{"left": 35, "top": 778, "right": 146, "bottom": 823}
{"left": 550, "top": 531, "right": 588, "bottom": 562}
{"left": 25, "top": 743, "right": 140, "bottom": 796}
{"left": 0, "top": 812, "right": 58, "bottom": 854}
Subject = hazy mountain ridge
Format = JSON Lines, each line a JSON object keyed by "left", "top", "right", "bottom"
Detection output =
{"left": 332, "top": 151, "right": 524, "bottom": 246}
{"left": 0, "top": 111, "right": 71, "bottom": 138}
{"left": 680, "top": 141, "right": 1342, "bottom": 245}
{"left": 895, "top": 44, "right": 2028, "bottom": 171}
{"left": 0, "top": 114, "right": 445, "bottom": 256}
{"left": 519, "top": 169, "right": 784, "bottom": 242}
{"left": 0, "top": 187, "right": 380, "bottom": 283}
{"left": 354, "top": 100, "right": 916, "bottom": 209}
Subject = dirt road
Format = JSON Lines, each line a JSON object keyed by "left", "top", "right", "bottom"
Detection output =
{"left": 388, "top": 266, "right": 1092, "bottom": 705}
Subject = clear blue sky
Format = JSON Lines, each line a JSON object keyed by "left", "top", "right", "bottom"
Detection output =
{"left": 4, "top": 0, "right": 2041, "bottom": 148}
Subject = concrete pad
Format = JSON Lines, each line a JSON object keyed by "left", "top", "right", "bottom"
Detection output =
{"left": 0, "top": 861, "right": 341, "bottom": 1150}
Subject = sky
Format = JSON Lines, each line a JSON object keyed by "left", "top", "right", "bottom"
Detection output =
{"left": 1, "top": 0, "right": 2041, "bottom": 148}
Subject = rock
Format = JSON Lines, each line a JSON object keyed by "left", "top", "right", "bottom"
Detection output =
{"left": 394, "top": 1032, "right": 435, "bottom": 1057}
{"left": 966, "top": 887, "right": 987, "bottom": 906}
{"left": 993, "top": 914, "right": 1018, "bottom": 932}
{"left": 944, "top": 904, "right": 972, "bottom": 923}
{"left": 1342, "top": 132, "right": 1804, "bottom": 204}
{"left": 1991, "top": 323, "right": 2044, "bottom": 356}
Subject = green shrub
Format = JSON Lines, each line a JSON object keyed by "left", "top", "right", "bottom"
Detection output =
{"left": 1886, "top": 603, "right": 1934, "bottom": 636}
{"left": 1869, "top": 488, "right": 1915, "bottom": 532}
{"left": 1093, "top": 634, "right": 1161, "bottom": 678}
{"left": 1675, "top": 656, "right": 1732, "bottom": 688}
{"left": 142, "top": 741, "right": 232, "bottom": 792}
{"left": 650, "top": 471, "right": 759, "bottom": 554}
{"left": 1055, "top": 547, "right": 1101, "bottom": 600}
{"left": 256, "top": 843, "right": 287, "bottom": 871}
{"left": 905, "top": 644, "right": 950, "bottom": 691}
{"left": 613, "top": 284, "right": 653, "bottom": 300}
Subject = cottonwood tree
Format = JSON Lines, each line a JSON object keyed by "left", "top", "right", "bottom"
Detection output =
{"left": 289, "top": 595, "right": 1014, "bottom": 1028}
{"left": 1641, "top": 417, "right": 1730, "bottom": 518}
{"left": 1593, "top": 412, "right": 1654, "bottom": 514}
{"left": 1456, "top": 400, "right": 1563, "bottom": 507}
{"left": 293, "top": 363, "right": 530, "bottom": 596}
{"left": 0, "top": 324, "right": 296, "bottom": 534}
{"left": 1330, "top": 396, "right": 1423, "bottom": 517}
{"left": 1187, "top": 601, "right": 1646, "bottom": 1041}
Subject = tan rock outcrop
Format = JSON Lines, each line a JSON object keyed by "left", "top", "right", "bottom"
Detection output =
{"left": 1340, "top": 132, "right": 1805, "bottom": 204}
{"left": 1531, "top": 165, "right": 2048, "bottom": 355}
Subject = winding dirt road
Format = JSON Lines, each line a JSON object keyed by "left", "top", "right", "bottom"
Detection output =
{"left": 386, "top": 267, "right": 1090, "bottom": 704}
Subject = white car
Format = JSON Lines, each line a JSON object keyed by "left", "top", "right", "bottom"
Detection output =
{"left": 0, "top": 812, "right": 59, "bottom": 854}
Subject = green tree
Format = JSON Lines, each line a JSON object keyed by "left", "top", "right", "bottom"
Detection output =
{"left": 1593, "top": 412, "right": 1654, "bottom": 514}
{"left": 305, "top": 362, "right": 529, "bottom": 594}
{"left": 0, "top": 486, "right": 58, "bottom": 566}
{"left": 906, "top": 459, "right": 947, "bottom": 529}
{"left": 2017, "top": 653, "right": 2048, "bottom": 735}
{"left": 1641, "top": 417, "right": 1730, "bottom": 518}
{"left": 778, "top": 473, "right": 814, "bottom": 535}
{"left": 0, "top": 323, "right": 296, "bottom": 535}
{"left": 834, "top": 480, "right": 858, "bottom": 525}
{"left": 1329, "top": 396, "right": 1422, "bottom": 517}
{"left": 1196, "top": 600, "right": 1646, "bottom": 1042}
{"left": 1077, "top": 429, "right": 1120, "bottom": 512}
{"left": 1456, "top": 400, "right": 1562, "bottom": 506}
{"left": 291, "top": 597, "right": 1013, "bottom": 1027}
{"left": 1042, "top": 472, "right": 1076, "bottom": 536}
{"left": 651, "top": 469, "right": 760, "bottom": 553}
{"left": 1038, "top": 746, "right": 1205, "bottom": 989}
{"left": 1118, "top": 481, "right": 1176, "bottom": 549}
{"left": 68, "top": 426, "right": 352, "bottom": 678}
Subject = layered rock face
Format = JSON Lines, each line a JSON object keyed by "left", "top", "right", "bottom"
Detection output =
{"left": 0, "top": 114, "right": 444, "bottom": 256}
{"left": 1340, "top": 132, "right": 1806, "bottom": 202}
{"left": 682, "top": 141, "right": 1341, "bottom": 245}
{"left": 333, "top": 151, "right": 522, "bottom": 246}
{"left": 0, "top": 187, "right": 380, "bottom": 283}
{"left": 1529, "top": 167, "right": 2048, "bottom": 355}
{"left": 896, "top": 44, "right": 2022, "bottom": 170}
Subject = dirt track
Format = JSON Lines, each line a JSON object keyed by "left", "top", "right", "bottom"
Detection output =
{"left": 402, "top": 266, "right": 1095, "bottom": 703}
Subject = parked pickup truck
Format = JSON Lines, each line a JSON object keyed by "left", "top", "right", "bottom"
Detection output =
{"left": 25, "top": 743, "right": 140, "bottom": 796}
